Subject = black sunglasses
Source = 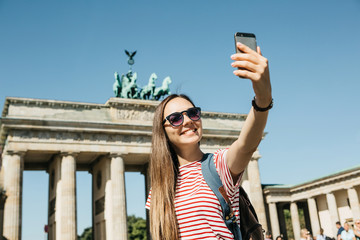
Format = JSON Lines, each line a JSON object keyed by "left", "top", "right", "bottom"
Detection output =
{"left": 163, "top": 107, "right": 201, "bottom": 127}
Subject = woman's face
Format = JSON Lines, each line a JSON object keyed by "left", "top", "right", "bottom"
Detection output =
{"left": 163, "top": 97, "right": 202, "bottom": 150}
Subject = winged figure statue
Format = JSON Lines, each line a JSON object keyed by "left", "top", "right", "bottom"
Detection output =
{"left": 125, "top": 50, "right": 137, "bottom": 65}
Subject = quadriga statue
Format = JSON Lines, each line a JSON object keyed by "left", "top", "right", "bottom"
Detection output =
{"left": 113, "top": 70, "right": 171, "bottom": 100}
{"left": 113, "top": 72, "right": 122, "bottom": 97}
{"left": 153, "top": 76, "right": 172, "bottom": 100}
{"left": 120, "top": 71, "right": 139, "bottom": 99}
{"left": 140, "top": 73, "right": 157, "bottom": 100}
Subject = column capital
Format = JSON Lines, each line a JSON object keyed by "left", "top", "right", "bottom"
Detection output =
{"left": 109, "top": 152, "right": 121, "bottom": 157}
{"left": 4, "top": 150, "right": 26, "bottom": 157}
{"left": 345, "top": 186, "right": 355, "bottom": 190}
{"left": 325, "top": 191, "right": 335, "bottom": 196}
{"left": 251, "top": 150, "right": 262, "bottom": 161}
{"left": 109, "top": 152, "right": 125, "bottom": 158}
{"left": 60, "top": 152, "right": 79, "bottom": 158}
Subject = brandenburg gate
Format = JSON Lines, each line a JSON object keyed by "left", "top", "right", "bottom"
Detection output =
{"left": 0, "top": 96, "right": 268, "bottom": 239}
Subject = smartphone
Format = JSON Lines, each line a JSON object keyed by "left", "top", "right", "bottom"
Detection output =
{"left": 234, "top": 32, "right": 257, "bottom": 53}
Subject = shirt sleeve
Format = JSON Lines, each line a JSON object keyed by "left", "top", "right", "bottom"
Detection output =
{"left": 213, "top": 148, "right": 243, "bottom": 200}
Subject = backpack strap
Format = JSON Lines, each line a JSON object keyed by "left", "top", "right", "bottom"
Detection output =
{"left": 201, "top": 153, "right": 242, "bottom": 240}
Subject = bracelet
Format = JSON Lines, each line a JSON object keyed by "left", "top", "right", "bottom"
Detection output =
{"left": 252, "top": 97, "right": 273, "bottom": 112}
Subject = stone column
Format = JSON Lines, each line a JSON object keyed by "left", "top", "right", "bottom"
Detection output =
{"left": 290, "top": 202, "right": 301, "bottom": 240}
{"left": 307, "top": 197, "right": 320, "bottom": 236}
{"left": 2, "top": 151, "right": 25, "bottom": 240}
{"left": 110, "top": 154, "right": 127, "bottom": 240}
{"left": 241, "top": 168, "right": 251, "bottom": 195}
{"left": 326, "top": 192, "right": 339, "bottom": 237}
{"left": 141, "top": 163, "right": 151, "bottom": 240}
{"left": 247, "top": 152, "right": 268, "bottom": 232}
{"left": 347, "top": 187, "right": 360, "bottom": 220}
{"left": 60, "top": 152, "right": 78, "bottom": 240}
{"left": 269, "top": 202, "right": 280, "bottom": 238}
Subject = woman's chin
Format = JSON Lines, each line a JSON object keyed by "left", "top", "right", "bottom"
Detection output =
{"left": 180, "top": 135, "right": 202, "bottom": 146}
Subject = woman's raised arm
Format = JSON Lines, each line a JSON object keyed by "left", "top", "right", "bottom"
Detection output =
{"left": 227, "top": 42, "right": 272, "bottom": 181}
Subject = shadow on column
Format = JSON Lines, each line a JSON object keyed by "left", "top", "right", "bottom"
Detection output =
{"left": 278, "top": 203, "right": 291, "bottom": 240}
{"left": 297, "top": 201, "right": 312, "bottom": 235}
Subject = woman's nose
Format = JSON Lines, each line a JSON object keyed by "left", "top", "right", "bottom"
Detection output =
{"left": 182, "top": 113, "right": 193, "bottom": 126}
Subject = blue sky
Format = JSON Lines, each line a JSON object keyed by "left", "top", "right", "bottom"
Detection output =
{"left": 1, "top": 0, "right": 360, "bottom": 239}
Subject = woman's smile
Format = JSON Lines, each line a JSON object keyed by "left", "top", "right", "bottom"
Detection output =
{"left": 180, "top": 128, "right": 198, "bottom": 135}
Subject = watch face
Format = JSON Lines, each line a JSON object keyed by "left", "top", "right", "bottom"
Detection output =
{"left": 96, "top": 171, "right": 102, "bottom": 190}
{"left": 51, "top": 170, "right": 55, "bottom": 190}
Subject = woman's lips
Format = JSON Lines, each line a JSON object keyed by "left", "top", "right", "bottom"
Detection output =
{"left": 180, "top": 128, "right": 197, "bottom": 135}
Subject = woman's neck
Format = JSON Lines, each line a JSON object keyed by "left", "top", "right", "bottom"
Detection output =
{"left": 174, "top": 145, "right": 203, "bottom": 166}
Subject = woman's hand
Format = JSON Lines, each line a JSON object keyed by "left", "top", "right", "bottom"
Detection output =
{"left": 231, "top": 42, "right": 272, "bottom": 107}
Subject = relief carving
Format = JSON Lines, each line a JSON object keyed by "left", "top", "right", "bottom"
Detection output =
{"left": 10, "top": 129, "right": 152, "bottom": 145}
{"left": 116, "top": 109, "right": 154, "bottom": 121}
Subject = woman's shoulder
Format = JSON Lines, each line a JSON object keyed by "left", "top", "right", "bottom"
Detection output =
{"left": 212, "top": 148, "right": 229, "bottom": 158}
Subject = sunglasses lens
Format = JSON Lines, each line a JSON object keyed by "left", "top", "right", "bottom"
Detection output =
{"left": 165, "top": 107, "right": 201, "bottom": 126}
{"left": 188, "top": 107, "right": 201, "bottom": 120}
{"left": 169, "top": 113, "right": 183, "bottom": 126}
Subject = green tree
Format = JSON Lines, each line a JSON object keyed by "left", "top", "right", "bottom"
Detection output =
{"left": 75, "top": 215, "right": 147, "bottom": 240}
{"left": 127, "top": 215, "right": 147, "bottom": 240}
{"left": 283, "top": 207, "right": 306, "bottom": 240}
{"left": 78, "top": 226, "right": 92, "bottom": 240}
{"left": 284, "top": 209, "right": 294, "bottom": 240}
{"left": 299, "top": 208, "right": 306, "bottom": 230}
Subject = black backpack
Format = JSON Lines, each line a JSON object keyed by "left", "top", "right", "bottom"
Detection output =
{"left": 201, "top": 153, "right": 265, "bottom": 240}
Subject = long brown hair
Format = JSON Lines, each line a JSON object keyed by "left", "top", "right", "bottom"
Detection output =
{"left": 149, "top": 94, "right": 196, "bottom": 240}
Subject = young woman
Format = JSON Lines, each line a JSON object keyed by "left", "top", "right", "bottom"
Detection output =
{"left": 146, "top": 42, "right": 272, "bottom": 239}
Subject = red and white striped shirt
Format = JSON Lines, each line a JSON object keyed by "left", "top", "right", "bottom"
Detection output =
{"left": 146, "top": 149, "right": 242, "bottom": 239}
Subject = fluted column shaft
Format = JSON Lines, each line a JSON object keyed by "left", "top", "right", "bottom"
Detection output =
{"left": 60, "top": 153, "right": 77, "bottom": 240}
{"left": 290, "top": 202, "right": 301, "bottom": 240}
{"left": 247, "top": 156, "right": 268, "bottom": 231}
{"left": 347, "top": 187, "right": 360, "bottom": 220}
{"left": 269, "top": 202, "right": 280, "bottom": 238}
{"left": 307, "top": 197, "right": 320, "bottom": 236}
{"left": 326, "top": 192, "right": 339, "bottom": 237}
{"left": 111, "top": 154, "right": 127, "bottom": 239}
{"left": 2, "top": 152, "right": 24, "bottom": 240}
